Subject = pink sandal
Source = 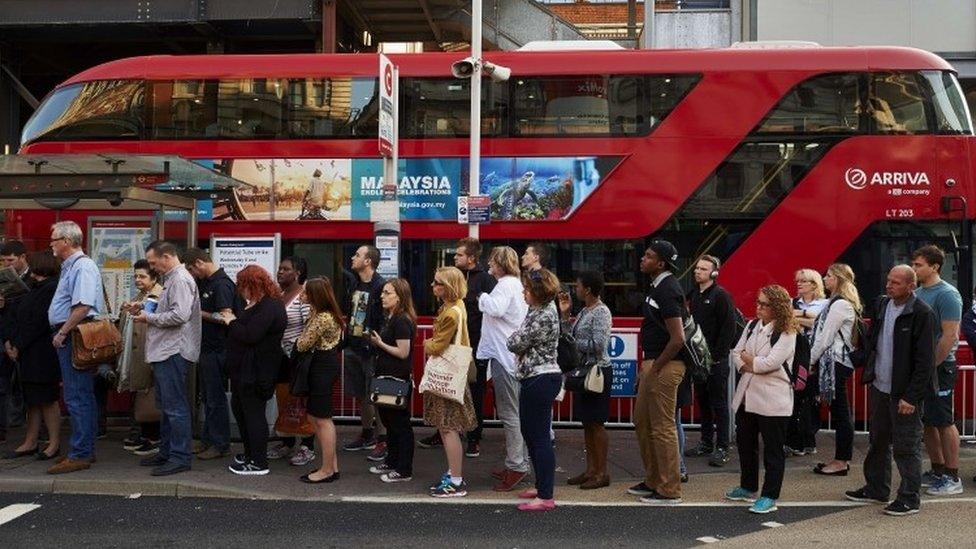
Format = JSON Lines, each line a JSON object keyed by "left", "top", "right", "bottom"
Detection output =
{"left": 518, "top": 499, "right": 556, "bottom": 512}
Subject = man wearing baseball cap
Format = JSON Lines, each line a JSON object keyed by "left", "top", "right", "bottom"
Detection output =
{"left": 629, "top": 239, "right": 688, "bottom": 505}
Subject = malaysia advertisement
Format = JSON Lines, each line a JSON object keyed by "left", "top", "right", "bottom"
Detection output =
{"left": 194, "top": 156, "right": 619, "bottom": 222}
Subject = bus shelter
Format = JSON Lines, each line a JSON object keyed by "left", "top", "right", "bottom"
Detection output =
{"left": 0, "top": 153, "right": 251, "bottom": 247}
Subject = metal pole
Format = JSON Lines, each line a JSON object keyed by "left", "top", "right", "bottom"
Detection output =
{"left": 188, "top": 199, "right": 198, "bottom": 249}
{"left": 642, "top": 0, "right": 655, "bottom": 49}
{"left": 468, "top": 0, "right": 483, "bottom": 239}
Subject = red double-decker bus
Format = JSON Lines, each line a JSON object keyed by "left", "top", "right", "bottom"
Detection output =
{"left": 10, "top": 44, "right": 976, "bottom": 424}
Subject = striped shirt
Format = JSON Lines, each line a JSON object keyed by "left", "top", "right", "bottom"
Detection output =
{"left": 281, "top": 292, "right": 311, "bottom": 355}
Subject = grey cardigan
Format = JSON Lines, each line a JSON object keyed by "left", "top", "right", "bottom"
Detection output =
{"left": 562, "top": 302, "right": 612, "bottom": 369}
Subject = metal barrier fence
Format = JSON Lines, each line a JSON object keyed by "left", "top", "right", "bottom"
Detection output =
{"left": 328, "top": 323, "right": 976, "bottom": 440}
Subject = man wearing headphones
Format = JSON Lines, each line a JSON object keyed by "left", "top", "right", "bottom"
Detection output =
{"left": 685, "top": 255, "right": 738, "bottom": 467}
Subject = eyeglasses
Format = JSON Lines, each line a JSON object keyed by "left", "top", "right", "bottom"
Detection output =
{"left": 756, "top": 300, "right": 771, "bottom": 308}
{"left": 432, "top": 280, "right": 445, "bottom": 286}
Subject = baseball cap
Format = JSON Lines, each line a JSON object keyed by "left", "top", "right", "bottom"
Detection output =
{"left": 649, "top": 240, "right": 679, "bottom": 270}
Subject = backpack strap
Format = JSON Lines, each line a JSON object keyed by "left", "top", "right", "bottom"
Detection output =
{"left": 745, "top": 319, "right": 760, "bottom": 340}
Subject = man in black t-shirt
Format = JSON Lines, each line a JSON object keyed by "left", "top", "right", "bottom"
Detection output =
{"left": 630, "top": 240, "right": 687, "bottom": 505}
{"left": 342, "top": 245, "right": 387, "bottom": 458}
{"left": 685, "top": 255, "right": 737, "bottom": 467}
{"left": 185, "top": 248, "right": 237, "bottom": 460}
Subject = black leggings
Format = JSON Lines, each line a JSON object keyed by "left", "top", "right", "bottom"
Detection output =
{"left": 231, "top": 381, "right": 270, "bottom": 468}
{"left": 378, "top": 400, "right": 414, "bottom": 476}
{"left": 830, "top": 367, "right": 854, "bottom": 461}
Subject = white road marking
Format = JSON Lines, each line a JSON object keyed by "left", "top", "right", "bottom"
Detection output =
{"left": 697, "top": 536, "right": 721, "bottom": 543}
{"left": 761, "top": 521, "right": 783, "bottom": 528}
{"left": 0, "top": 504, "right": 41, "bottom": 527}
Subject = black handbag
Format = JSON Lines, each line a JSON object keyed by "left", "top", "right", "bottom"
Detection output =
{"left": 289, "top": 349, "right": 314, "bottom": 397}
{"left": 369, "top": 375, "right": 412, "bottom": 409}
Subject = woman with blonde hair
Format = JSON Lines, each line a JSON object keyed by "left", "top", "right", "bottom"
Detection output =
{"left": 787, "top": 268, "right": 829, "bottom": 456}
{"left": 425, "top": 266, "right": 478, "bottom": 497}
{"left": 477, "top": 246, "right": 530, "bottom": 491}
{"left": 810, "top": 263, "right": 862, "bottom": 476}
{"left": 726, "top": 284, "right": 797, "bottom": 514}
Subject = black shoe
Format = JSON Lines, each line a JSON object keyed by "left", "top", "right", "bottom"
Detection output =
{"left": 417, "top": 433, "right": 443, "bottom": 449}
{"left": 123, "top": 435, "right": 145, "bottom": 451}
{"left": 680, "top": 473, "right": 689, "bottom": 483}
{"left": 3, "top": 446, "right": 39, "bottom": 459}
{"left": 845, "top": 488, "right": 888, "bottom": 504}
{"left": 151, "top": 462, "right": 191, "bottom": 476}
{"left": 684, "top": 441, "right": 713, "bottom": 457}
{"left": 139, "top": 455, "right": 167, "bottom": 467}
{"left": 883, "top": 500, "right": 919, "bottom": 516}
{"left": 465, "top": 440, "right": 481, "bottom": 458}
{"left": 228, "top": 461, "right": 270, "bottom": 476}
{"left": 300, "top": 471, "right": 340, "bottom": 484}
{"left": 627, "top": 482, "right": 655, "bottom": 497}
{"left": 233, "top": 453, "right": 248, "bottom": 465}
{"left": 132, "top": 440, "right": 160, "bottom": 457}
{"left": 814, "top": 463, "right": 850, "bottom": 476}
{"left": 708, "top": 447, "right": 730, "bottom": 467}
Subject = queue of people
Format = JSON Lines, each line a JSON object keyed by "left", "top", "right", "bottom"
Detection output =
{"left": 0, "top": 220, "right": 966, "bottom": 517}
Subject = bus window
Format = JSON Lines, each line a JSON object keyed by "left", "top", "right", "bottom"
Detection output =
{"left": 217, "top": 79, "right": 285, "bottom": 139}
{"left": 400, "top": 78, "right": 508, "bottom": 138}
{"left": 21, "top": 80, "right": 146, "bottom": 144}
{"left": 514, "top": 76, "right": 611, "bottom": 136}
{"left": 757, "top": 73, "right": 861, "bottom": 134}
{"left": 150, "top": 80, "right": 218, "bottom": 139}
{"left": 869, "top": 72, "right": 929, "bottom": 134}
{"left": 285, "top": 77, "right": 379, "bottom": 138}
{"left": 918, "top": 71, "right": 974, "bottom": 135}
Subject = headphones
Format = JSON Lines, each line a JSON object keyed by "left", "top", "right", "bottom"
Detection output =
{"left": 701, "top": 255, "right": 721, "bottom": 280}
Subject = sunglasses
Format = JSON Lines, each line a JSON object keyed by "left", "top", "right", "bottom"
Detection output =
{"left": 432, "top": 280, "right": 445, "bottom": 286}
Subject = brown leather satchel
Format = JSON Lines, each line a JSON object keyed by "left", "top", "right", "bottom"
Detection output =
{"left": 72, "top": 318, "right": 123, "bottom": 371}
{"left": 71, "top": 284, "right": 123, "bottom": 371}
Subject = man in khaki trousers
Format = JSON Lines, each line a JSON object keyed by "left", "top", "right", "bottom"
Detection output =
{"left": 629, "top": 240, "right": 687, "bottom": 505}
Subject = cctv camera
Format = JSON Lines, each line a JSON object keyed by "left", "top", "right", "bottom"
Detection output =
{"left": 451, "top": 57, "right": 478, "bottom": 79}
{"left": 482, "top": 62, "right": 511, "bottom": 82}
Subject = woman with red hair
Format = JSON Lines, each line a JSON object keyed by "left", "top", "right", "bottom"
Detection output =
{"left": 221, "top": 264, "right": 287, "bottom": 475}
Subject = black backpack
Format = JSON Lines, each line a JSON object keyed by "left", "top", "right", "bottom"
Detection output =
{"left": 745, "top": 320, "right": 811, "bottom": 392}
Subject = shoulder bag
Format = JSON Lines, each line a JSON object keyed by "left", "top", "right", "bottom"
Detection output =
{"left": 72, "top": 280, "right": 123, "bottom": 371}
{"left": 369, "top": 376, "right": 412, "bottom": 409}
{"left": 418, "top": 306, "right": 472, "bottom": 404}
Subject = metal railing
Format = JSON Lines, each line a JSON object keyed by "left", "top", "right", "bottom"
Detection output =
{"left": 329, "top": 324, "right": 976, "bottom": 440}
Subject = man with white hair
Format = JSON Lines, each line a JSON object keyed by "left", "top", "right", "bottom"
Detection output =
{"left": 846, "top": 265, "right": 937, "bottom": 516}
{"left": 46, "top": 221, "right": 105, "bottom": 474}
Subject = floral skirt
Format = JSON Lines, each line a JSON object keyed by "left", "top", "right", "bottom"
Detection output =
{"left": 423, "top": 385, "right": 477, "bottom": 432}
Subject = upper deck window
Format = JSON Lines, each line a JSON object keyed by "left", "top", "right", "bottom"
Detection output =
{"left": 757, "top": 73, "right": 861, "bottom": 134}
{"left": 21, "top": 80, "right": 145, "bottom": 144}
{"left": 918, "top": 70, "right": 974, "bottom": 135}
{"left": 400, "top": 78, "right": 508, "bottom": 138}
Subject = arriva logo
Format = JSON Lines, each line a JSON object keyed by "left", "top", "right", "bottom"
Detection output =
{"left": 845, "top": 168, "right": 868, "bottom": 190}
{"left": 845, "top": 168, "right": 930, "bottom": 191}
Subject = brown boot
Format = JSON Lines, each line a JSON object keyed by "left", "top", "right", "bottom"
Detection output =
{"left": 47, "top": 458, "right": 92, "bottom": 475}
{"left": 567, "top": 471, "right": 591, "bottom": 485}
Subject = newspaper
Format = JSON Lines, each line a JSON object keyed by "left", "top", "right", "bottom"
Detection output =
{"left": 0, "top": 266, "right": 30, "bottom": 298}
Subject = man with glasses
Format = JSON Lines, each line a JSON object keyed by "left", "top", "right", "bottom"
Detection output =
{"left": 418, "top": 238, "right": 496, "bottom": 458}
{"left": 46, "top": 222, "right": 106, "bottom": 474}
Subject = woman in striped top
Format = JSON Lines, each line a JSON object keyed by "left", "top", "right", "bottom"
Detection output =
{"left": 270, "top": 256, "right": 315, "bottom": 465}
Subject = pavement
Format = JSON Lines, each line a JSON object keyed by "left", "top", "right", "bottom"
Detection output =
{"left": 2, "top": 424, "right": 976, "bottom": 546}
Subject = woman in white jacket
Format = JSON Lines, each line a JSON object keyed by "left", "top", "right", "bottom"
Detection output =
{"left": 726, "top": 284, "right": 797, "bottom": 515}
{"left": 810, "top": 263, "right": 861, "bottom": 476}
{"left": 477, "top": 246, "right": 530, "bottom": 491}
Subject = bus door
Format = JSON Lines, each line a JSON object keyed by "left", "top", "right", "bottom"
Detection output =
{"left": 938, "top": 135, "right": 974, "bottom": 307}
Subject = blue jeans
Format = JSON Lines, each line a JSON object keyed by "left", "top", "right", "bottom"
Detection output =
{"left": 676, "top": 408, "right": 687, "bottom": 476}
{"left": 153, "top": 354, "right": 193, "bottom": 467}
{"left": 57, "top": 342, "right": 97, "bottom": 460}
{"left": 519, "top": 373, "right": 562, "bottom": 500}
{"left": 198, "top": 349, "right": 230, "bottom": 452}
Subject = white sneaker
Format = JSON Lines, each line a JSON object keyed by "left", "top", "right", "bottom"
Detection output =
{"left": 370, "top": 463, "right": 395, "bottom": 475}
{"left": 926, "top": 475, "right": 964, "bottom": 496}
{"left": 381, "top": 471, "right": 412, "bottom": 483}
{"left": 289, "top": 445, "right": 316, "bottom": 466}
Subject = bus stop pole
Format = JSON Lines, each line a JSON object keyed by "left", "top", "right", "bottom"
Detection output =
{"left": 467, "top": 0, "right": 483, "bottom": 239}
